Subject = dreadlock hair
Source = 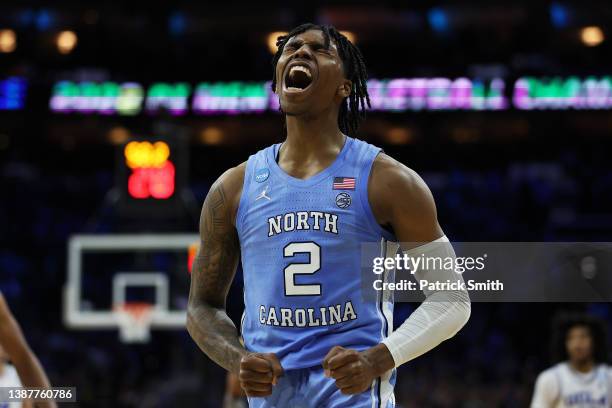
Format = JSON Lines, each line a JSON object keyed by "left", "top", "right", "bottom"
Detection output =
{"left": 271, "top": 23, "right": 370, "bottom": 136}
{"left": 551, "top": 312, "right": 609, "bottom": 364}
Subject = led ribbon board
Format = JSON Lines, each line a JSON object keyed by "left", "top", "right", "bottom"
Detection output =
{"left": 192, "top": 81, "right": 278, "bottom": 114}
{"left": 0, "top": 77, "right": 27, "bottom": 110}
{"left": 514, "top": 76, "right": 612, "bottom": 110}
{"left": 48, "top": 77, "right": 612, "bottom": 114}
{"left": 145, "top": 83, "right": 191, "bottom": 115}
{"left": 367, "top": 78, "right": 507, "bottom": 111}
{"left": 50, "top": 81, "right": 144, "bottom": 115}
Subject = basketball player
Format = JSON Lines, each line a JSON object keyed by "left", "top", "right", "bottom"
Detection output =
{"left": 531, "top": 314, "right": 612, "bottom": 407}
{"left": 0, "top": 293, "right": 56, "bottom": 408}
{"left": 187, "top": 23, "right": 471, "bottom": 407}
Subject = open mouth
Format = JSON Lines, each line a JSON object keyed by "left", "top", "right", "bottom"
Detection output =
{"left": 284, "top": 64, "right": 313, "bottom": 92}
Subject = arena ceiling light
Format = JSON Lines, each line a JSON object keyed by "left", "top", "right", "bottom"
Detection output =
{"left": 580, "top": 26, "right": 604, "bottom": 47}
{"left": 0, "top": 29, "right": 16, "bottom": 53}
{"left": 57, "top": 30, "right": 78, "bottom": 54}
{"left": 267, "top": 31, "right": 287, "bottom": 54}
{"left": 428, "top": 8, "right": 449, "bottom": 32}
{"left": 199, "top": 126, "right": 223, "bottom": 145}
{"left": 339, "top": 31, "right": 356, "bottom": 44}
{"left": 549, "top": 3, "right": 570, "bottom": 28}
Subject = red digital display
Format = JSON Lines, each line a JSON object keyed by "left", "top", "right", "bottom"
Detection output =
{"left": 124, "top": 141, "right": 175, "bottom": 200}
{"left": 128, "top": 161, "right": 175, "bottom": 199}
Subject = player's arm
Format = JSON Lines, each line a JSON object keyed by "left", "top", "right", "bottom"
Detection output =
{"left": 369, "top": 154, "right": 471, "bottom": 368}
{"left": 530, "top": 369, "right": 559, "bottom": 407}
{"left": 187, "top": 165, "right": 246, "bottom": 373}
{"left": 186, "top": 164, "right": 282, "bottom": 396}
{"left": 0, "top": 293, "right": 56, "bottom": 408}
{"left": 323, "top": 153, "right": 471, "bottom": 394}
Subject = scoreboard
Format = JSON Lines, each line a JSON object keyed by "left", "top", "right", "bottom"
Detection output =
{"left": 124, "top": 141, "right": 175, "bottom": 200}
{"left": 116, "top": 135, "right": 188, "bottom": 218}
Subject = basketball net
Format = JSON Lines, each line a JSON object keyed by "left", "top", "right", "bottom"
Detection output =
{"left": 114, "top": 302, "right": 154, "bottom": 343}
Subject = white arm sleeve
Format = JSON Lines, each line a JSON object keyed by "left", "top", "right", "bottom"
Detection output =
{"left": 381, "top": 236, "right": 471, "bottom": 367}
{"left": 530, "top": 369, "right": 559, "bottom": 408}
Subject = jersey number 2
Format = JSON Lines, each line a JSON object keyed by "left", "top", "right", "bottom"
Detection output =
{"left": 283, "top": 242, "right": 321, "bottom": 296}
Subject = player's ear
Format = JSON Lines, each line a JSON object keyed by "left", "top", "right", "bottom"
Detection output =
{"left": 337, "top": 79, "right": 352, "bottom": 99}
{"left": 335, "top": 80, "right": 352, "bottom": 104}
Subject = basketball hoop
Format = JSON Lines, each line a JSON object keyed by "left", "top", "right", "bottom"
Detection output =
{"left": 114, "top": 302, "right": 154, "bottom": 343}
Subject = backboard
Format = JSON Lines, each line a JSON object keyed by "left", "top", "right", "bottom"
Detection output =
{"left": 63, "top": 233, "right": 198, "bottom": 342}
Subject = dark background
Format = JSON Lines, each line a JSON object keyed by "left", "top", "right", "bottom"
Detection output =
{"left": 1, "top": 1, "right": 611, "bottom": 407}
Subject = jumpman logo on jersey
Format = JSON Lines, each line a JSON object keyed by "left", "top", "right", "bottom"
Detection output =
{"left": 256, "top": 185, "right": 271, "bottom": 201}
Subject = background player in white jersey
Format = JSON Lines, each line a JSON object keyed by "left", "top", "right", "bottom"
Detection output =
{"left": 531, "top": 314, "right": 612, "bottom": 408}
{"left": 187, "top": 23, "right": 471, "bottom": 407}
{"left": 0, "top": 293, "right": 56, "bottom": 408}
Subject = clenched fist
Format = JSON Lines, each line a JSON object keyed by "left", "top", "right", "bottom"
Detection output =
{"left": 322, "top": 345, "right": 394, "bottom": 395}
{"left": 239, "top": 352, "right": 284, "bottom": 397}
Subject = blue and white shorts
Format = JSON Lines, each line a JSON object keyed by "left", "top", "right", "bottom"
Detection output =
{"left": 247, "top": 365, "right": 395, "bottom": 408}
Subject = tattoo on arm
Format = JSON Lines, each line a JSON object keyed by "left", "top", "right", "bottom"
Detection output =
{"left": 197, "top": 180, "right": 238, "bottom": 303}
{"left": 187, "top": 176, "right": 247, "bottom": 374}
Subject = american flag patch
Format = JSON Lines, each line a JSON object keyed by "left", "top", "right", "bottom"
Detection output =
{"left": 333, "top": 177, "right": 356, "bottom": 190}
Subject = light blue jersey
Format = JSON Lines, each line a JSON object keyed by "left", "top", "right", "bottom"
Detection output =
{"left": 237, "top": 137, "right": 397, "bottom": 407}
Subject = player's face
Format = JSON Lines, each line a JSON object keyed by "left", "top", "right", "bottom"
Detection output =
{"left": 565, "top": 325, "right": 593, "bottom": 363}
{"left": 274, "top": 29, "right": 350, "bottom": 117}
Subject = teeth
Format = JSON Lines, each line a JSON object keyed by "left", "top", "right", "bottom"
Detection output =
{"left": 289, "top": 65, "right": 312, "bottom": 78}
{"left": 287, "top": 87, "right": 303, "bottom": 91}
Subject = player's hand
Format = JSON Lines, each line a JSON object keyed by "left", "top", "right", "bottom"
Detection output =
{"left": 238, "top": 352, "right": 284, "bottom": 397}
{"left": 322, "top": 346, "right": 379, "bottom": 395}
